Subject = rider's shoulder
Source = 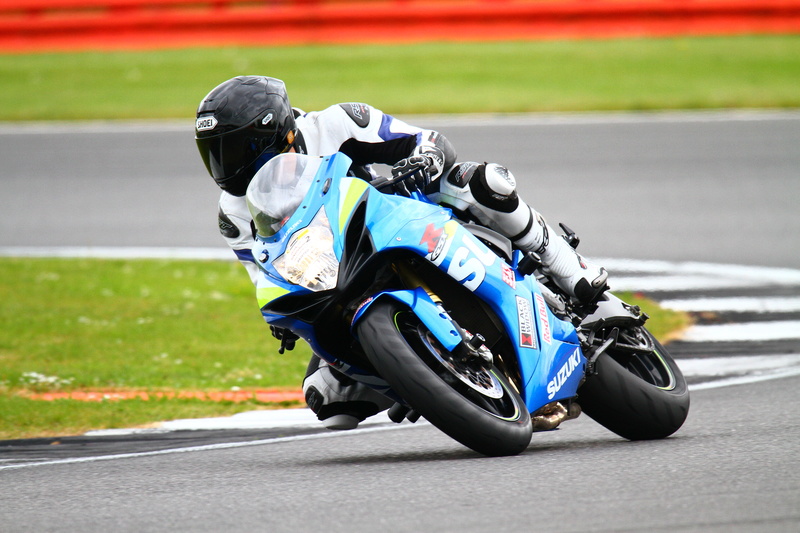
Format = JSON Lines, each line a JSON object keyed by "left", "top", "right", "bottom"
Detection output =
{"left": 297, "top": 103, "right": 384, "bottom": 131}
{"left": 332, "top": 102, "right": 381, "bottom": 128}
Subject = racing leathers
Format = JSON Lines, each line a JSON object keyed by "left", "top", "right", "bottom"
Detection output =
{"left": 216, "top": 102, "right": 607, "bottom": 430}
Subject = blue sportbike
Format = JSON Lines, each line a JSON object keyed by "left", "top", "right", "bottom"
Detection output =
{"left": 248, "top": 152, "right": 689, "bottom": 456}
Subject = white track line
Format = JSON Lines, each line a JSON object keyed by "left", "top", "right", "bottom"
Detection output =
{"left": 681, "top": 354, "right": 800, "bottom": 391}
{"left": 1, "top": 110, "right": 798, "bottom": 136}
{"left": 680, "top": 353, "right": 800, "bottom": 377}
{"left": 0, "top": 246, "right": 233, "bottom": 260}
{"left": 660, "top": 296, "right": 800, "bottom": 313}
{"left": 0, "top": 424, "right": 413, "bottom": 471}
{"left": 4, "top": 249, "right": 800, "bottom": 287}
{"left": 610, "top": 275, "right": 772, "bottom": 292}
{"left": 682, "top": 320, "right": 800, "bottom": 342}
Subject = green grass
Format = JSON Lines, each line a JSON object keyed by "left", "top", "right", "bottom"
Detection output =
{"left": 1, "top": 35, "right": 799, "bottom": 121}
{"left": 0, "top": 257, "right": 689, "bottom": 440}
{"left": 616, "top": 292, "right": 692, "bottom": 343}
{"left": 0, "top": 257, "right": 313, "bottom": 439}
{"left": 0, "top": 396, "right": 290, "bottom": 440}
{"left": 0, "top": 258, "right": 312, "bottom": 393}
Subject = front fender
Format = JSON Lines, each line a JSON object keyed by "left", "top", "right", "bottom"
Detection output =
{"left": 352, "top": 287, "right": 463, "bottom": 352}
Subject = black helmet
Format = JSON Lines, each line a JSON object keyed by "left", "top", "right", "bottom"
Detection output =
{"left": 195, "top": 76, "right": 297, "bottom": 196}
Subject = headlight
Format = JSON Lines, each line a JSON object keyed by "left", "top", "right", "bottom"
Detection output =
{"left": 272, "top": 208, "right": 339, "bottom": 292}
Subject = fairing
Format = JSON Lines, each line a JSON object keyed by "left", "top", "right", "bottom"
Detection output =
{"left": 248, "top": 152, "right": 586, "bottom": 413}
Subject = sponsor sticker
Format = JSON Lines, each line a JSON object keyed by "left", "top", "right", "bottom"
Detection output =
{"left": 534, "top": 292, "right": 552, "bottom": 344}
{"left": 451, "top": 162, "right": 478, "bottom": 188}
{"left": 420, "top": 223, "right": 444, "bottom": 255}
{"left": 350, "top": 103, "right": 366, "bottom": 119}
{"left": 547, "top": 348, "right": 582, "bottom": 400}
{"left": 501, "top": 263, "right": 516, "bottom": 289}
{"left": 515, "top": 295, "right": 537, "bottom": 349}
{"left": 339, "top": 103, "right": 371, "bottom": 127}
{"left": 447, "top": 237, "right": 493, "bottom": 291}
{"left": 421, "top": 222, "right": 493, "bottom": 292}
{"left": 196, "top": 116, "right": 217, "bottom": 131}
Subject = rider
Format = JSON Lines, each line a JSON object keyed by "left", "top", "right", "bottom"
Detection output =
{"left": 195, "top": 75, "right": 608, "bottom": 430}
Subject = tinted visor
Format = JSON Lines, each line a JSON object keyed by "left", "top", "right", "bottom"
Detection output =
{"left": 196, "top": 123, "right": 289, "bottom": 195}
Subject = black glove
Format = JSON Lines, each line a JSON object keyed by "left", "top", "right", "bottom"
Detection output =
{"left": 270, "top": 325, "right": 299, "bottom": 354}
{"left": 390, "top": 147, "right": 444, "bottom": 197}
{"left": 390, "top": 155, "right": 433, "bottom": 196}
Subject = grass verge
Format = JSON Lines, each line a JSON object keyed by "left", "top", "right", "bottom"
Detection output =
{"left": 1, "top": 35, "right": 799, "bottom": 121}
{"left": 0, "top": 258, "right": 312, "bottom": 392}
{"left": 0, "top": 257, "right": 689, "bottom": 440}
{"left": 0, "top": 396, "right": 295, "bottom": 441}
{"left": 617, "top": 292, "right": 692, "bottom": 343}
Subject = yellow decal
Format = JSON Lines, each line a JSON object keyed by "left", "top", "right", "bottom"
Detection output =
{"left": 338, "top": 178, "right": 369, "bottom": 233}
{"left": 257, "top": 286, "right": 290, "bottom": 308}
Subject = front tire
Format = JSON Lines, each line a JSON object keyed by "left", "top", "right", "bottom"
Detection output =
{"left": 579, "top": 326, "right": 689, "bottom": 440}
{"left": 356, "top": 299, "right": 532, "bottom": 456}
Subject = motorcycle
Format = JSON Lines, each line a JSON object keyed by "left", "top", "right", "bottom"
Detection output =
{"left": 248, "top": 152, "right": 690, "bottom": 457}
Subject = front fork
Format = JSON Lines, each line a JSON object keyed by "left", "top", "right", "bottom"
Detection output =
{"left": 395, "top": 261, "right": 442, "bottom": 304}
{"left": 395, "top": 261, "right": 492, "bottom": 365}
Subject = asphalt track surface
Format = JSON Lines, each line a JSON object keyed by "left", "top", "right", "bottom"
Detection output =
{"left": 1, "top": 111, "right": 799, "bottom": 532}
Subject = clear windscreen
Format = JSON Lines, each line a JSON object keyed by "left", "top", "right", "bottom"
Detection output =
{"left": 246, "top": 153, "right": 324, "bottom": 237}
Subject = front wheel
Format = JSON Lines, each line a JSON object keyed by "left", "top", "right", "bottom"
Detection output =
{"left": 356, "top": 299, "right": 532, "bottom": 456}
{"left": 578, "top": 326, "right": 690, "bottom": 440}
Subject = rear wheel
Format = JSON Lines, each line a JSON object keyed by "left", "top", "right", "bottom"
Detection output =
{"left": 579, "top": 326, "right": 689, "bottom": 440}
{"left": 356, "top": 299, "right": 532, "bottom": 456}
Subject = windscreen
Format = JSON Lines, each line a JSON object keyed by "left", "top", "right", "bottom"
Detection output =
{"left": 246, "top": 153, "right": 324, "bottom": 237}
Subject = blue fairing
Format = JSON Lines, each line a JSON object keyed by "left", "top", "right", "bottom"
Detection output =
{"left": 252, "top": 152, "right": 587, "bottom": 414}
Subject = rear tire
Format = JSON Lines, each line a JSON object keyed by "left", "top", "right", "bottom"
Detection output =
{"left": 579, "top": 327, "right": 689, "bottom": 440}
{"left": 356, "top": 299, "right": 532, "bottom": 456}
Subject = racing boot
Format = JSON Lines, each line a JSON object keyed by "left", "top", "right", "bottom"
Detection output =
{"left": 515, "top": 209, "right": 609, "bottom": 304}
{"left": 302, "top": 356, "right": 392, "bottom": 430}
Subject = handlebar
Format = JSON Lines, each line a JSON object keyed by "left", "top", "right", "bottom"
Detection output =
{"left": 369, "top": 164, "right": 428, "bottom": 193}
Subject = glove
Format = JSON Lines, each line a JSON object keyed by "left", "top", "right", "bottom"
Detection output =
{"left": 390, "top": 147, "right": 444, "bottom": 197}
{"left": 390, "top": 155, "right": 434, "bottom": 196}
{"left": 270, "top": 325, "right": 299, "bottom": 354}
